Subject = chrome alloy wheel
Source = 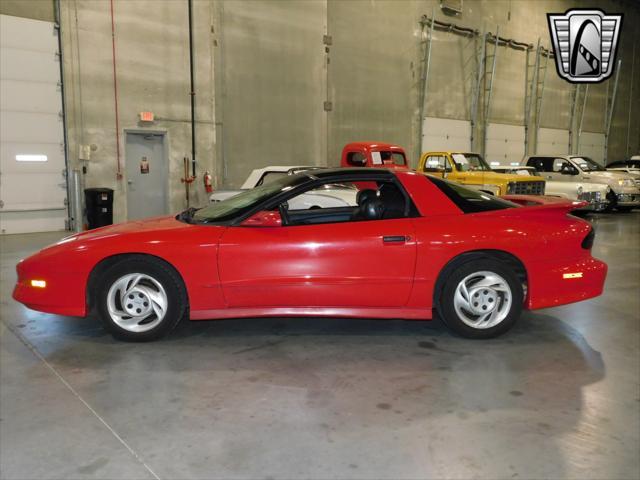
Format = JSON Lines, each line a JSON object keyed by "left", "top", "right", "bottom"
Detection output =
{"left": 453, "top": 271, "right": 512, "bottom": 329}
{"left": 106, "top": 273, "right": 168, "bottom": 333}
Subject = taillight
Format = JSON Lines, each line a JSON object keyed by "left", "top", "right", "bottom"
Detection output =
{"left": 581, "top": 228, "right": 595, "bottom": 249}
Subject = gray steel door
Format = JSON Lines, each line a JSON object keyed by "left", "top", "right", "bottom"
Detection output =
{"left": 125, "top": 133, "right": 167, "bottom": 220}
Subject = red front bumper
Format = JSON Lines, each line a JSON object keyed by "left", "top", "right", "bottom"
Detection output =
{"left": 12, "top": 261, "right": 87, "bottom": 317}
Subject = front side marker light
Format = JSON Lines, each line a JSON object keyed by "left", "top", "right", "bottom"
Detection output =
{"left": 30, "top": 279, "right": 46, "bottom": 288}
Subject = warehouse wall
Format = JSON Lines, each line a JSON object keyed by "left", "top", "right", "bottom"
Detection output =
{"left": 3, "top": 0, "right": 637, "bottom": 222}
{"left": 58, "top": 0, "right": 216, "bottom": 222}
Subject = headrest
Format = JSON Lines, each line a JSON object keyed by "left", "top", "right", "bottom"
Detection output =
{"left": 356, "top": 189, "right": 378, "bottom": 206}
{"left": 360, "top": 197, "right": 385, "bottom": 220}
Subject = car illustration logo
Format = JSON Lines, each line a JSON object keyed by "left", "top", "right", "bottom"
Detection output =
{"left": 547, "top": 9, "right": 623, "bottom": 83}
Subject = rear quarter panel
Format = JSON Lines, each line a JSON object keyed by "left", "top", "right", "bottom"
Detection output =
{"left": 406, "top": 209, "right": 595, "bottom": 311}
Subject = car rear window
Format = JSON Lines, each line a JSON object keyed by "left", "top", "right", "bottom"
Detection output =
{"left": 428, "top": 176, "right": 517, "bottom": 213}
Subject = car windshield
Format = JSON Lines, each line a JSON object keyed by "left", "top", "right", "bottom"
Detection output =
{"left": 428, "top": 176, "right": 517, "bottom": 213}
{"left": 191, "top": 174, "right": 310, "bottom": 223}
{"left": 573, "top": 156, "right": 605, "bottom": 172}
{"left": 451, "top": 153, "right": 491, "bottom": 172}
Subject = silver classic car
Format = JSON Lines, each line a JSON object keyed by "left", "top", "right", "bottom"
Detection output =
{"left": 523, "top": 155, "right": 640, "bottom": 212}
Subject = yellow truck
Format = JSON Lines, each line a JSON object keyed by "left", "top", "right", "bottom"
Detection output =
{"left": 417, "top": 152, "right": 545, "bottom": 196}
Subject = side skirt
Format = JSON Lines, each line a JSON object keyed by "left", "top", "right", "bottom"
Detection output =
{"left": 189, "top": 306, "right": 432, "bottom": 321}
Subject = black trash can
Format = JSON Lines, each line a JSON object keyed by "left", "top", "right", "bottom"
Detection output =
{"left": 84, "top": 188, "right": 114, "bottom": 229}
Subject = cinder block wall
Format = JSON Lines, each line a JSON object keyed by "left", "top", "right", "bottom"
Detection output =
{"left": 2, "top": 0, "right": 638, "bottom": 222}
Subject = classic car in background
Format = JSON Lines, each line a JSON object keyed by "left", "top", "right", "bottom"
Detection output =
{"left": 606, "top": 158, "right": 640, "bottom": 177}
{"left": 523, "top": 155, "right": 640, "bottom": 212}
{"left": 492, "top": 166, "right": 610, "bottom": 212}
{"left": 13, "top": 168, "right": 607, "bottom": 342}
{"left": 340, "top": 142, "right": 408, "bottom": 169}
{"left": 418, "top": 151, "right": 545, "bottom": 196}
{"left": 210, "top": 166, "right": 358, "bottom": 209}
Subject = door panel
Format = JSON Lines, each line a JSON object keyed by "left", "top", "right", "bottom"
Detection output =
{"left": 125, "top": 133, "right": 167, "bottom": 220}
{"left": 218, "top": 219, "right": 417, "bottom": 308}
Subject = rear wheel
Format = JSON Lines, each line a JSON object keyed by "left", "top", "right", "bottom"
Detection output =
{"left": 438, "top": 260, "right": 523, "bottom": 339}
{"left": 96, "top": 257, "right": 187, "bottom": 341}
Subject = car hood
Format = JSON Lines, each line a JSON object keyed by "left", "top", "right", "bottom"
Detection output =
{"left": 71, "top": 215, "right": 191, "bottom": 240}
{"left": 582, "top": 170, "right": 635, "bottom": 181}
{"left": 466, "top": 171, "right": 544, "bottom": 183}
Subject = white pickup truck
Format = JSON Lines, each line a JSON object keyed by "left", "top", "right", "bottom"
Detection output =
{"left": 210, "top": 166, "right": 358, "bottom": 209}
{"left": 492, "top": 166, "right": 610, "bottom": 212}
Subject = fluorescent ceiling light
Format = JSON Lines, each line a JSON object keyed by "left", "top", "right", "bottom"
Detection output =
{"left": 16, "top": 154, "right": 47, "bottom": 162}
{"left": 490, "top": 161, "right": 499, "bottom": 166}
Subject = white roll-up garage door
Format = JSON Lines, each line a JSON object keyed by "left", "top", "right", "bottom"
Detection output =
{"left": 421, "top": 117, "right": 471, "bottom": 153}
{"left": 0, "top": 14, "right": 67, "bottom": 234}
{"left": 537, "top": 128, "right": 570, "bottom": 155}
{"left": 578, "top": 132, "right": 606, "bottom": 165}
{"left": 485, "top": 123, "right": 525, "bottom": 166}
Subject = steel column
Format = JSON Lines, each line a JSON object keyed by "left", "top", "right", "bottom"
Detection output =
{"left": 604, "top": 59, "right": 622, "bottom": 162}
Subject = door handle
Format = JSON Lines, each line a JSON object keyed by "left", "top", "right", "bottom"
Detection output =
{"left": 383, "top": 235, "right": 408, "bottom": 243}
{"left": 127, "top": 180, "right": 133, "bottom": 185}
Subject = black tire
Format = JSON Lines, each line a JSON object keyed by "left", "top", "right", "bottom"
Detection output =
{"left": 615, "top": 206, "right": 635, "bottom": 213}
{"left": 438, "top": 259, "right": 523, "bottom": 339}
{"left": 96, "top": 256, "right": 187, "bottom": 342}
{"left": 603, "top": 190, "right": 618, "bottom": 212}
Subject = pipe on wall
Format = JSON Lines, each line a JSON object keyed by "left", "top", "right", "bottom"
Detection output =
{"left": 188, "top": 0, "right": 196, "bottom": 178}
{"left": 109, "top": 0, "right": 122, "bottom": 179}
{"left": 54, "top": 0, "right": 72, "bottom": 229}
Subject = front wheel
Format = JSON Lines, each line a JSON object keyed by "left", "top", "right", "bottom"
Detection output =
{"left": 615, "top": 206, "right": 635, "bottom": 213}
{"left": 438, "top": 260, "right": 523, "bottom": 339}
{"left": 96, "top": 257, "right": 187, "bottom": 341}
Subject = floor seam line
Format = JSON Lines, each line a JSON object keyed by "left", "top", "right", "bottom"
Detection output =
{"left": 1, "top": 319, "right": 161, "bottom": 480}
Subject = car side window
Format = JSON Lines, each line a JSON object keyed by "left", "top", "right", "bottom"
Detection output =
{"left": 526, "top": 157, "right": 553, "bottom": 172}
{"left": 256, "top": 171, "right": 289, "bottom": 186}
{"left": 346, "top": 152, "right": 367, "bottom": 166}
{"left": 280, "top": 179, "right": 415, "bottom": 227}
{"left": 422, "top": 155, "right": 449, "bottom": 172}
{"left": 553, "top": 158, "right": 574, "bottom": 173}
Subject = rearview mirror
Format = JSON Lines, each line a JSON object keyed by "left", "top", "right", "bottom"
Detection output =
{"left": 240, "top": 210, "right": 282, "bottom": 227}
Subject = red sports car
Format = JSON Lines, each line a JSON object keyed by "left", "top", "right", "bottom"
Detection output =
{"left": 13, "top": 168, "right": 607, "bottom": 341}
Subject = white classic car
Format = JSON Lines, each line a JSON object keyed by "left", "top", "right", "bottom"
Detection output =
{"left": 523, "top": 155, "right": 640, "bottom": 212}
{"left": 492, "top": 166, "right": 610, "bottom": 212}
{"left": 210, "top": 166, "right": 358, "bottom": 209}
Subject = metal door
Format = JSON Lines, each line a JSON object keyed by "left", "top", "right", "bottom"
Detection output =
{"left": 125, "top": 132, "right": 167, "bottom": 220}
{"left": 0, "top": 15, "right": 67, "bottom": 234}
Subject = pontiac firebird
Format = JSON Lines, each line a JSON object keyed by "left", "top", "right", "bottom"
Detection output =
{"left": 13, "top": 168, "right": 607, "bottom": 341}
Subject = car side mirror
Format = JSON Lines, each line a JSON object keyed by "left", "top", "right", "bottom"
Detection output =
{"left": 240, "top": 210, "right": 282, "bottom": 227}
{"left": 562, "top": 167, "right": 578, "bottom": 175}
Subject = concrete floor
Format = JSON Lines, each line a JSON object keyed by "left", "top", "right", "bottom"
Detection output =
{"left": 0, "top": 213, "right": 638, "bottom": 480}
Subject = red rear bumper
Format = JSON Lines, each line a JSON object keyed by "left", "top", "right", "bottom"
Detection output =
{"left": 526, "top": 256, "right": 607, "bottom": 310}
